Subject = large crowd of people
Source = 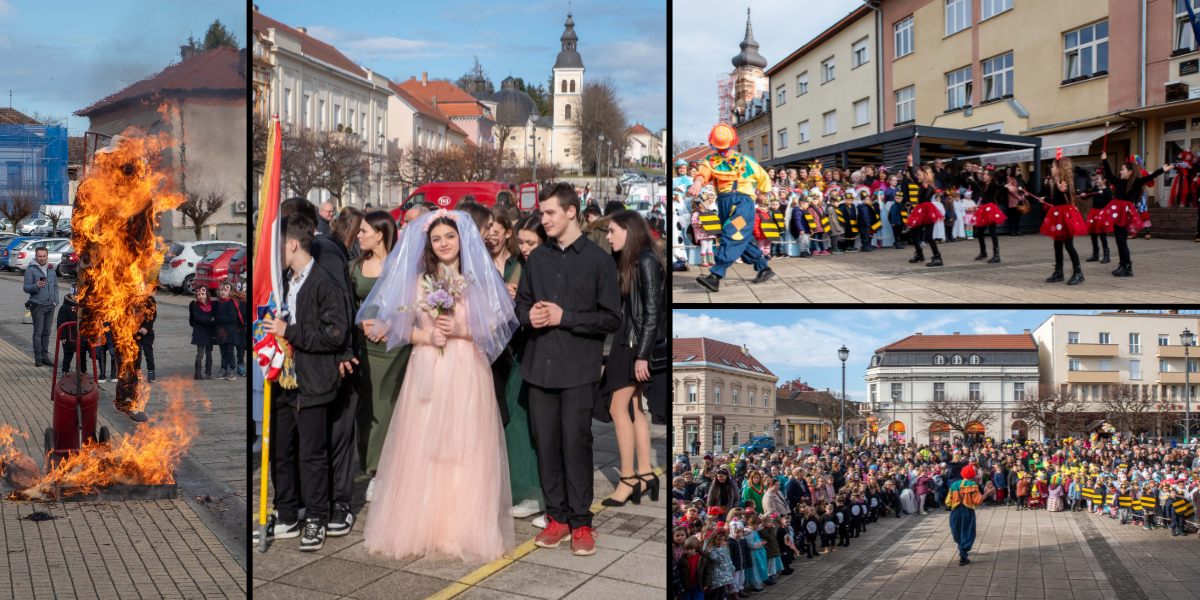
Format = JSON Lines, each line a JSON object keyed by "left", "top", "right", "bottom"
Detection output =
{"left": 674, "top": 123, "right": 1180, "bottom": 290}
{"left": 672, "top": 434, "right": 1200, "bottom": 600}
{"left": 253, "top": 183, "right": 667, "bottom": 561}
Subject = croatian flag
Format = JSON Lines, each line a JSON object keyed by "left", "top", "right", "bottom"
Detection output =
{"left": 253, "top": 115, "right": 286, "bottom": 381}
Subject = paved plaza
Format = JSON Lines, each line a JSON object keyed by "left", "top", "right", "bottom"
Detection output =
{"left": 674, "top": 236, "right": 1200, "bottom": 303}
{"left": 0, "top": 273, "right": 247, "bottom": 599}
{"left": 758, "top": 504, "right": 1200, "bottom": 600}
{"left": 253, "top": 419, "right": 667, "bottom": 600}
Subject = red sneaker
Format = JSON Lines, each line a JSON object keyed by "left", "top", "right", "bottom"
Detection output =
{"left": 534, "top": 516, "right": 570, "bottom": 548}
{"left": 570, "top": 526, "right": 597, "bottom": 556}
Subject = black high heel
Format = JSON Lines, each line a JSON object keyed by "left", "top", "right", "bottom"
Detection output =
{"left": 639, "top": 473, "right": 660, "bottom": 502}
{"left": 601, "top": 476, "right": 642, "bottom": 506}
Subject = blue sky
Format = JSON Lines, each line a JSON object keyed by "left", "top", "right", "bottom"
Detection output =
{"left": 0, "top": 0, "right": 245, "bottom": 134}
{"left": 673, "top": 0, "right": 865, "bottom": 143}
{"left": 256, "top": 0, "right": 664, "bottom": 133}
{"left": 673, "top": 309, "right": 1128, "bottom": 403}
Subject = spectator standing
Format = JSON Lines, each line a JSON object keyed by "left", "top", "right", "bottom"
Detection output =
{"left": 23, "top": 246, "right": 59, "bottom": 367}
{"left": 188, "top": 287, "right": 215, "bottom": 380}
{"left": 317, "top": 201, "right": 335, "bottom": 235}
{"left": 213, "top": 282, "right": 239, "bottom": 380}
{"left": 134, "top": 296, "right": 156, "bottom": 382}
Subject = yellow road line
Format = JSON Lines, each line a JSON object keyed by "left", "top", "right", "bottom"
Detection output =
{"left": 421, "top": 465, "right": 666, "bottom": 600}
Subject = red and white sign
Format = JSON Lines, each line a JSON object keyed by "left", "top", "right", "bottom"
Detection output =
{"left": 437, "top": 195, "right": 452, "bottom": 207}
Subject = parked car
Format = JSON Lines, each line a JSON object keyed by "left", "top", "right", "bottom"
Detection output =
{"left": 11, "top": 238, "right": 70, "bottom": 271}
{"left": 0, "top": 218, "right": 11, "bottom": 230}
{"left": 17, "top": 218, "right": 49, "bottom": 234}
{"left": 58, "top": 250, "right": 79, "bottom": 279}
{"left": 623, "top": 184, "right": 666, "bottom": 218}
{"left": 159, "top": 241, "right": 244, "bottom": 294}
{"left": 193, "top": 247, "right": 245, "bottom": 292}
{"left": 0, "top": 237, "right": 40, "bottom": 270}
{"left": 31, "top": 221, "right": 72, "bottom": 237}
{"left": 736, "top": 437, "right": 776, "bottom": 453}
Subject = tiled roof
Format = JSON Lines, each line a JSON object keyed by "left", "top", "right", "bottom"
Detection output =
{"left": 253, "top": 12, "right": 366, "bottom": 78}
{"left": 0, "top": 108, "right": 39, "bottom": 125}
{"left": 389, "top": 82, "right": 451, "bottom": 125}
{"left": 776, "top": 391, "right": 861, "bottom": 420}
{"left": 673, "top": 146, "right": 709, "bottom": 164}
{"left": 627, "top": 122, "right": 653, "bottom": 135}
{"left": 76, "top": 47, "right": 245, "bottom": 117}
{"left": 672, "top": 337, "right": 776, "bottom": 377}
{"left": 877, "top": 334, "right": 1037, "bottom": 353}
{"left": 398, "top": 78, "right": 480, "bottom": 105}
{"left": 436, "top": 103, "right": 485, "bottom": 117}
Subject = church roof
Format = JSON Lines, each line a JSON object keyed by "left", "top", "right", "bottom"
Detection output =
{"left": 489, "top": 76, "right": 540, "bottom": 127}
{"left": 555, "top": 12, "right": 585, "bottom": 70}
{"left": 627, "top": 122, "right": 653, "bottom": 135}
{"left": 732, "top": 9, "right": 768, "bottom": 69}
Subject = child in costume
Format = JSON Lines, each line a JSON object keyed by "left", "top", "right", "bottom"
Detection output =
{"left": 690, "top": 198, "right": 717, "bottom": 267}
{"left": 800, "top": 505, "right": 820, "bottom": 559}
{"left": 819, "top": 505, "right": 837, "bottom": 554}
{"left": 728, "top": 520, "right": 749, "bottom": 596}
{"left": 706, "top": 528, "right": 736, "bottom": 600}
{"left": 776, "top": 515, "right": 797, "bottom": 575}
{"left": 760, "top": 515, "right": 781, "bottom": 584}
{"left": 835, "top": 496, "right": 852, "bottom": 547}
{"left": 753, "top": 198, "right": 770, "bottom": 259}
{"left": 677, "top": 536, "right": 711, "bottom": 600}
{"left": 948, "top": 463, "right": 983, "bottom": 566}
{"left": 744, "top": 515, "right": 769, "bottom": 591}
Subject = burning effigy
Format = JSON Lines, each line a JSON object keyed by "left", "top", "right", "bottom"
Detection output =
{"left": 73, "top": 125, "right": 186, "bottom": 419}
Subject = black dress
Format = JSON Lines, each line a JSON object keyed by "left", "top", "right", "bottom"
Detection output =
{"left": 598, "top": 248, "right": 666, "bottom": 425}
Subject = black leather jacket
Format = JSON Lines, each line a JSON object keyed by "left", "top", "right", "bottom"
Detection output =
{"left": 616, "top": 248, "right": 666, "bottom": 360}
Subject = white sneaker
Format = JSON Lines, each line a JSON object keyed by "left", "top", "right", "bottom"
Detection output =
{"left": 532, "top": 514, "right": 547, "bottom": 529}
{"left": 366, "top": 478, "right": 374, "bottom": 502}
{"left": 921, "top": 511, "right": 928, "bottom": 515}
{"left": 512, "top": 499, "right": 541, "bottom": 518}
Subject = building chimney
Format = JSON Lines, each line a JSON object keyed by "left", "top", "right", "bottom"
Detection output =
{"left": 953, "top": 332, "right": 959, "bottom": 335}
{"left": 422, "top": 72, "right": 428, "bottom": 86}
{"left": 914, "top": 333, "right": 922, "bottom": 336}
{"left": 253, "top": 3, "right": 258, "bottom": 10}
{"left": 431, "top": 95, "right": 437, "bottom": 108}
{"left": 180, "top": 45, "right": 194, "bottom": 60}
{"left": 1024, "top": 329, "right": 1031, "bottom": 334}
{"left": 297, "top": 26, "right": 308, "bottom": 34}
{"left": 741, "top": 345, "right": 749, "bottom": 356}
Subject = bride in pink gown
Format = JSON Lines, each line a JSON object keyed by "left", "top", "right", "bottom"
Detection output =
{"left": 356, "top": 209, "right": 519, "bottom": 563}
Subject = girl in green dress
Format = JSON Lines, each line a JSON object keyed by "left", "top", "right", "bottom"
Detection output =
{"left": 351, "top": 211, "right": 411, "bottom": 502}
{"left": 492, "top": 208, "right": 544, "bottom": 517}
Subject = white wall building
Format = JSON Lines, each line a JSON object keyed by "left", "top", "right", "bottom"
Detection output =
{"left": 673, "top": 338, "right": 779, "bottom": 455}
{"left": 1031, "top": 311, "right": 1199, "bottom": 438}
{"left": 862, "top": 332, "right": 1040, "bottom": 444}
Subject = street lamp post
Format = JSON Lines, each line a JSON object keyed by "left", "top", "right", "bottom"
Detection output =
{"left": 838, "top": 345, "right": 849, "bottom": 447}
{"left": 892, "top": 390, "right": 900, "bottom": 444}
{"left": 606, "top": 139, "right": 613, "bottom": 201}
{"left": 596, "top": 133, "right": 604, "bottom": 201}
{"left": 1183, "top": 328, "right": 1194, "bottom": 444}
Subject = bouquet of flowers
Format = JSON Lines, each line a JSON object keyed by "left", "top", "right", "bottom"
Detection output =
{"left": 404, "top": 263, "right": 469, "bottom": 355}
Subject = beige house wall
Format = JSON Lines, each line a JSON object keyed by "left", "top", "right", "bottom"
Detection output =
{"left": 673, "top": 365, "right": 778, "bottom": 455}
{"left": 769, "top": 13, "right": 876, "bottom": 155}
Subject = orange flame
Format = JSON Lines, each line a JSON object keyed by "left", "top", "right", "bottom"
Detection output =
{"left": 13, "top": 378, "right": 208, "bottom": 500}
{"left": 0, "top": 424, "right": 30, "bottom": 465}
{"left": 73, "top": 127, "right": 185, "bottom": 412}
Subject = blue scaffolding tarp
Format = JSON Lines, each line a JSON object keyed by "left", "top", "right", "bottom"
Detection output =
{"left": 0, "top": 124, "right": 69, "bottom": 206}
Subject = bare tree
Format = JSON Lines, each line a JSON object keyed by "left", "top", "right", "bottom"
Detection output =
{"left": 508, "top": 159, "right": 560, "bottom": 187}
{"left": 251, "top": 112, "right": 270, "bottom": 182}
{"left": 921, "top": 393, "right": 996, "bottom": 440}
{"left": 44, "top": 210, "right": 64, "bottom": 234}
{"left": 316, "top": 132, "right": 372, "bottom": 208}
{"left": 387, "top": 144, "right": 500, "bottom": 192}
{"left": 1100, "top": 382, "right": 1158, "bottom": 437}
{"left": 1014, "top": 384, "right": 1088, "bottom": 439}
{"left": 454, "top": 55, "right": 493, "bottom": 94}
{"left": 177, "top": 190, "right": 228, "bottom": 240}
{"left": 673, "top": 139, "right": 701, "bottom": 157}
{"left": 575, "top": 77, "right": 629, "bottom": 174}
{"left": 0, "top": 183, "right": 41, "bottom": 231}
{"left": 280, "top": 125, "right": 324, "bottom": 201}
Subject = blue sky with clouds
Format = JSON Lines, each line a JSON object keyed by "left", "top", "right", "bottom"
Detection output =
{"left": 0, "top": 0, "right": 245, "bottom": 134}
{"left": 673, "top": 309, "right": 1127, "bottom": 403}
{"left": 256, "top": 0, "right": 664, "bottom": 133}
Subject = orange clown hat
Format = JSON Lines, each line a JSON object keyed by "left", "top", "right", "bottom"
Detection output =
{"left": 709, "top": 124, "right": 739, "bottom": 150}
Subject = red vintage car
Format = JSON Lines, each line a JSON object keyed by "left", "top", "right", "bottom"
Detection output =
{"left": 193, "top": 247, "right": 246, "bottom": 292}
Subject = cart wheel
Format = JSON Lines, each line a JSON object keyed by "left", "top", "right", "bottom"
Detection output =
{"left": 98, "top": 426, "right": 110, "bottom": 445}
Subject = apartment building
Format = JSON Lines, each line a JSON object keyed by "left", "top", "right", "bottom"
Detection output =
{"left": 673, "top": 338, "right": 779, "bottom": 455}
{"left": 1031, "top": 311, "right": 1199, "bottom": 438}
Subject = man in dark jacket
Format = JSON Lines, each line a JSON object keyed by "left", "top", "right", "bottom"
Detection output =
{"left": 280, "top": 197, "right": 360, "bottom": 541}
{"left": 261, "top": 212, "right": 351, "bottom": 552}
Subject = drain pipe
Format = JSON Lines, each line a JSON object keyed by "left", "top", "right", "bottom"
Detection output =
{"left": 1140, "top": 0, "right": 1146, "bottom": 159}
{"left": 863, "top": 0, "right": 884, "bottom": 131}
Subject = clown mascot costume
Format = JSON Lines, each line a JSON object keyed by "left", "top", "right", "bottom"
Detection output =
{"left": 948, "top": 464, "right": 983, "bottom": 566}
{"left": 688, "top": 124, "right": 774, "bottom": 292}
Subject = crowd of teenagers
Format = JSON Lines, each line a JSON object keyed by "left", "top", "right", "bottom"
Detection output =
{"left": 253, "top": 183, "right": 667, "bottom": 560}
{"left": 675, "top": 124, "right": 1183, "bottom": 291}
{"left": 671, "top": 434, "right": 1200, "bottom": 600}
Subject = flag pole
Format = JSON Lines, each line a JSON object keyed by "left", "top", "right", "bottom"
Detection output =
{"left": 1102, "top": 121, "right": 1110, "bottom": 155}
{"left": 259, "top": 382, "right": 271, "bottom": 552}
{"left": 256, "top": 115, "right": 283, "bottom": 553}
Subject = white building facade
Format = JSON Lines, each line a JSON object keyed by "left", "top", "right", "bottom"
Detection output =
{"left": 862, "top": 333, "right": 1040, "bottom": 444}
{"left": 1031, "top": 311, "right": 1199, "bottom": 438}
{"left": 673, "top": 338, "right": 779, "bottom": 456}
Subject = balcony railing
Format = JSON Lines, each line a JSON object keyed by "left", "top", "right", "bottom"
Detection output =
{"left": 1065, "top": 370, "right": 1120, "bottom": 383}
{"left": 1156, "top": 345, "right": 1192, "bottom": 358}
{"left": 1157, "top": 372, "right": 1195, "bottom": 384}
{"left": 1066, "top": 343, "right": 1119, "bottom": 357}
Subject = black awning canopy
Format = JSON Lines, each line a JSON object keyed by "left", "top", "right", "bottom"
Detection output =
{"left": 763, "top": 125, "right": 1042, "bottom": 173}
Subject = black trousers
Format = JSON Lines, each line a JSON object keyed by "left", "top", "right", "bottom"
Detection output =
{"left": 218, "top": 344, "right": 234, "bottom": 370}
{"left": 235, "top": 345, "right": 245, "bottom": 367}
{"left": 977, "top": 224, "right": 998, "bottom": 254}
{"left": 803, "top": 534, "right": 818, "bottom": 557}
{"left": 98, "top": 343, "right": 120, "bottom": 379}
{"left": 919, "top": 224, "right": 941, "bottom": 257}
{"left": 1090, "top": 232, "right": 1109, "bottom": 255}
{"left": 858, "top": 227, "right": 872, "bottom": 249}
{"left": 134, "top": 338, "right": 154, "bottom": 372}
{"left": 271, "top": 388, "right": 330, "bottom": 523}
{"left": 1054, "top": 238, "right": 1081, "bottom": 270}
{"left": 327, "top": 376, "right": 358, "bottom": 508}
{"left": 194, "top": 345, "right": 212, "bottom": 374}
{"left": 838, "top": 524, "right": 850, "bottom": 546}
{"left": 61, "top": 340, "right": 90, "bottom": 373}
{"left": 528, "top": 383, "right": 596, "bottom": 529}
{"left": 1114, "top": 228, "right": 1132, "bottom": 266}
{"left": 1006, "top": 206, "right": 1022, "bottom": 233}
